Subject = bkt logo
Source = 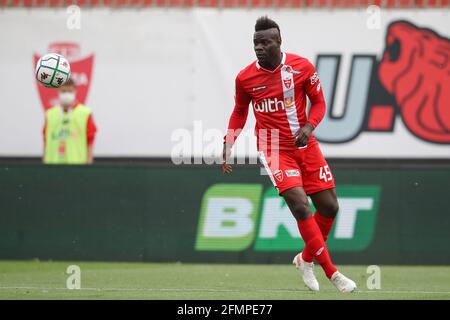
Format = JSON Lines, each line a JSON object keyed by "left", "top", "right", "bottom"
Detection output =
{"left": 196, "top": 184, "right": 380, "bottom": 252}
{"left": 253, "top": 97, "right": 293, "bottom": 113}
{"left": 315, "top": 20, "right": 449, "bottom": 144}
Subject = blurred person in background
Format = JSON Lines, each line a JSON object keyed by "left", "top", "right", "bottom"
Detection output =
{"left": 43, "top": 78, "right": 97, "bottom": 164}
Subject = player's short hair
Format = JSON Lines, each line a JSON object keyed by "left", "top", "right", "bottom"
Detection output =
{"left": 61, "top": 78, "right": 76, "bottom": 87}
{"left": 255, "top": 16, "right": 281, "bottom": 35}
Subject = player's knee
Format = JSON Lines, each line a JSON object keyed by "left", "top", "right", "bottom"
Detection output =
{"left": 321, "top": 200, "right": 339, "bottom": 218}
{"left": 291, "top": 199, "right": 311, "bottom": 221}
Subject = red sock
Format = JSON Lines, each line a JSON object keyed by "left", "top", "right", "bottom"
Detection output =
{"left": 302, "top": 212, "right": 335, "bottom": 262}
{"left": 314, "top": 212, "right": 335, "bottom": 242}
{"left": 297, "top": 216, "right": 337, "bottom": 279}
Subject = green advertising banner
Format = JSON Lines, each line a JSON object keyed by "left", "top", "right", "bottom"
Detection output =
{"left": 196, "top": 184, "right": 380, "bottom": 252}
{"left": 0, "top": 164, "right": 449, "bottom": 265}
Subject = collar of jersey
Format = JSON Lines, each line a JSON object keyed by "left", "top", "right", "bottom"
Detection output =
{"left": 256, "top": 52, "right": 286, "bottom": 73}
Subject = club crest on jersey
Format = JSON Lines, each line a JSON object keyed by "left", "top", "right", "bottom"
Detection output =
{"left": 273, "top": 169, "right": 284, "bottom": 182}
{"left": 283, "top": 78, "right": 292, "bottom": 89}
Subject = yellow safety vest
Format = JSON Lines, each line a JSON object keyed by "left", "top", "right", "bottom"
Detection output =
{"left": 44, "top": 104, "right": 92, "bottom": 164}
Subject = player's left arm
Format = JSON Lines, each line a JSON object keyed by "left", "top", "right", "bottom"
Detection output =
{"left": 294, "top": 61, "right": 326, "bottom": 147}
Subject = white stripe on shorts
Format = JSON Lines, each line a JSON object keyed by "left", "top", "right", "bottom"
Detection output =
{"left": 258, "top": 150, "right": 277, "bottom": 187}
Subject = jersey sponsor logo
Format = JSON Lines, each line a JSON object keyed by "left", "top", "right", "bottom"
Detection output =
{"left": 273, "top": 169, "right": 284, "bottom": 182}
{"left": 253, "top": 97, "right": 297, "bottom": 113}
{"left": 310, "top": 72, "right": 319, "bottom": 85}
{"left": 284, "top": 97, "right": 295, "bottom": 108}
{"left": 253, "top": 98, "right": 286, "bottom": 113}
{"left": 285, "top": 169, "right": 300, "bottom": 177}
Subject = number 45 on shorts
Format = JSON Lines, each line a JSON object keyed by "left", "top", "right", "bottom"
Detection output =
{"left": 319, "top": 165, "right": 333, "bottom": 182}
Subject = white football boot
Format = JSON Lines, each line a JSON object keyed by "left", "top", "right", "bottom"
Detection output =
{"left": 292, "top": 252, "right": 320, "bottom": 292}
{"left": 330, "top": 271, "right": 357, "bottom": 292}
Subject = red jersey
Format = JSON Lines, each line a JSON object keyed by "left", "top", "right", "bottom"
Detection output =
{"left": 225, "top": 52, "right": 326, "bottom": 151}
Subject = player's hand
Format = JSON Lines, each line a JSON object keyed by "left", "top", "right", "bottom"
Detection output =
{"left": 222, "top": 142, "right": 233, "bottom": 174}
{"left": 294, "top": 123, "right": 314, "bottom": 147}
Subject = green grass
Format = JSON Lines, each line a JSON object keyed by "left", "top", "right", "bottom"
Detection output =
{"left": 0, "top": 261, "right": 449, "bottom": 299}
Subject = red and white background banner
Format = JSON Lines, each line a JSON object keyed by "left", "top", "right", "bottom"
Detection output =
{"left": 0, "top": 8, "right": 448, "bottom": 158}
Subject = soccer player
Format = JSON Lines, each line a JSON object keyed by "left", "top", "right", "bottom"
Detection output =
{"left": 222, "top": 16, "right": 356, "bottom": 292}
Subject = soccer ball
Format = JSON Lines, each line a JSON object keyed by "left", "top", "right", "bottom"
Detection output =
{"left": 35, "top": 53, "right": 71, "bottom": 88}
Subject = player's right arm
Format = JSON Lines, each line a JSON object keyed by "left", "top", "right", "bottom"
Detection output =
{"left": 222, "top": 75, "right": 251, "bottom": 173}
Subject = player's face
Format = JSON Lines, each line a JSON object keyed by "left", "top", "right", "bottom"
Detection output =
{"left": 253, "top": 28, "right": 281, "bottom": 66}
{"left": 58, "top": 85, "right": 76, "bottom": 107}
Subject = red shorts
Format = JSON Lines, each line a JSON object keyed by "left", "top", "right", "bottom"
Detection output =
{"left": 258, "top": 142, "right": 335, "bottom": 195}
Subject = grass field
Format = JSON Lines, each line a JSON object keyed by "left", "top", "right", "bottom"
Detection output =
{"left": 0, "top": 261, "right": 449, "bottom": 300}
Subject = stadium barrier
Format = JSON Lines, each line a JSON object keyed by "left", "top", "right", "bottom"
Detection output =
{"left": 1, "top": 163, "right": 449, "bottom": 265}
